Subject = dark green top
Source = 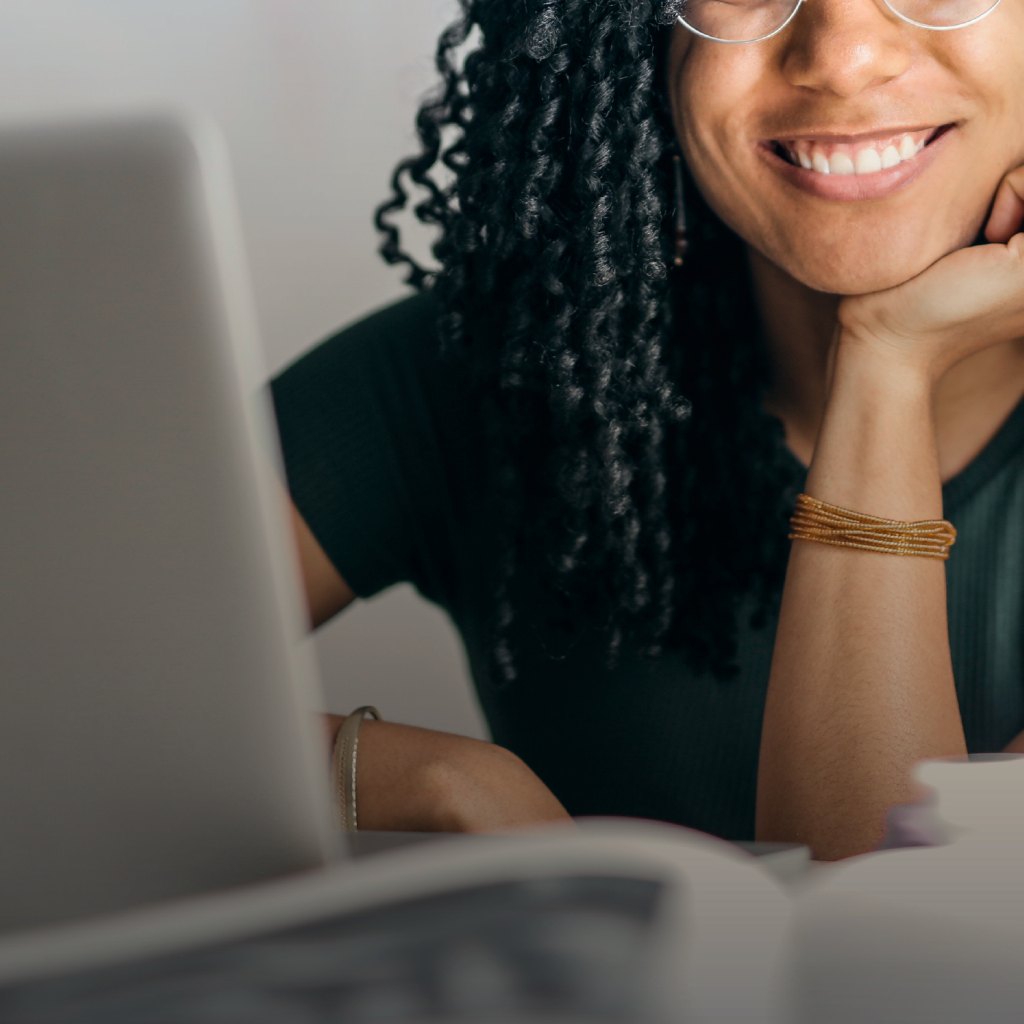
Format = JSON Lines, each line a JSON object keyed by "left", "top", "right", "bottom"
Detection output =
{"left": 271, "top": 291, "right": 1024, "bottom": 842}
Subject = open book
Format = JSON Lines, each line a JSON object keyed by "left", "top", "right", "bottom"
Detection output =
{"left": 2, "top": 758, "right": 1024, "bottom": 1024}
{"left": 0, "top": 820, "right": 793, "bottom": 1024}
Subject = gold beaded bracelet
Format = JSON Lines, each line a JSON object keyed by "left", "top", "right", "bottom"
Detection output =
{"left": 789, "top": 493, "right": 957, "bottom": 560}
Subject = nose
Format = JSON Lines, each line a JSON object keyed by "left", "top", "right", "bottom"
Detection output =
{"left": 780, "top": 0, "right": 913, "bottom": 97}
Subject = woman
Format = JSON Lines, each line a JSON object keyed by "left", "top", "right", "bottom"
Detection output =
{"left": 272, "top": 0, "right": 1024, "bottom": 860}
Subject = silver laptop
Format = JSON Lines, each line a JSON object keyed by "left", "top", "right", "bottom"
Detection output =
{"left": 0, "top": 113, "right": 337, "bottom": 936}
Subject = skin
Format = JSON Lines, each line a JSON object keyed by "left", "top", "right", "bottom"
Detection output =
{"left": 668, "top": 0, "right": 1024, "bottom": 859}
{"left": 670, "top": 0, "right": 1024, "bottom": 295}
{"left": 295, "top": 0, "right": 1024, "bottom": 851}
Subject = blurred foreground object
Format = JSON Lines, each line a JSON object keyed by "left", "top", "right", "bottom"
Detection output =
{"left": 0, "top": 112, "right": 335, "bottom": 934}
{"left": 0, "top": 821, "right": 794, "bottom": 1023}
{"left": 795, "top": 754, "right": 1024, "bottom": 1023}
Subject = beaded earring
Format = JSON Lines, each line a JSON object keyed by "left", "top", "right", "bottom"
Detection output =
{"left": 672, "top": 152, "right": 689, "bottom": 269}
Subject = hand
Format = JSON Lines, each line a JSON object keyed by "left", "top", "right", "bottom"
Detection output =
{"left": 837, "top": 165, "right": 1024, "bottom": 385}
{"left": 323, "top": 714, "right": 573, "bottom": 834}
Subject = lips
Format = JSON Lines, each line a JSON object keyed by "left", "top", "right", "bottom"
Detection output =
{"left": 770, "top": 125, "right": 950, "bottom": 177}
{"left": 759, "top": 124, "right": 955, "bottom": 201}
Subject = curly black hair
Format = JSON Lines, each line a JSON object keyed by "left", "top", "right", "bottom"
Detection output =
{"left": 375, "top": 0, "right": 803, "bottom": 680}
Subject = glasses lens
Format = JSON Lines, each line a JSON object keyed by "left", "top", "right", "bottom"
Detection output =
{"left": 885, "top": 0, "right": 1001, "bottom": 27}
{"left": 678, "top": 0, "right": 801, "bottom": 42}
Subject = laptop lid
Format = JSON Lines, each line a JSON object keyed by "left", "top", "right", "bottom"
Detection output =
{"left": 0, "top": 114, "right": 336, "bottom": 935}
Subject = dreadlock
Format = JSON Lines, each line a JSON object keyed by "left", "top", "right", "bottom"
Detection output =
{"left": 374, "top": 0, "right": 803, "bottom": 680}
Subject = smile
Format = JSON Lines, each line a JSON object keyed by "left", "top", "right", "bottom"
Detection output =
{"left": 760, "top": 124, "right": 955, "bottom": 201}
{"left": 773, "top": 127, "right": 945, "bottom": 175}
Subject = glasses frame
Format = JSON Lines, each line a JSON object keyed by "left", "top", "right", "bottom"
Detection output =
{"left": 676, "top": 0, "right": 1003, "bottom": 44}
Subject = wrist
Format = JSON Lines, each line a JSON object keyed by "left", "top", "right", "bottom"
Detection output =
{"left": 809, "top": 330, "right": 943, "bottom": 519}
{"left": 831, "top": 328, "right": 937, "bottom": 403}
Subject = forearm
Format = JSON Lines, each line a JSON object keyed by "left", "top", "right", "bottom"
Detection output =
{"left": 323, "top": 714, "right": 572, "bottom": 833}
{"left": 757, "top": 344, "right": 966, "bottom": 860}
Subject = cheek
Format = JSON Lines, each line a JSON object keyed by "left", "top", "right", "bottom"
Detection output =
{"left": 672, "top": 42, "right": 761, "bottom": 157}
{"left": 978, "top": 47, "right": 1024, "bottom": 166}
{"left": 671, "top": 48, "right": 774, "bottom": 237}
{"left": 941, "top": 18, "right": 1024, "bottom": 157}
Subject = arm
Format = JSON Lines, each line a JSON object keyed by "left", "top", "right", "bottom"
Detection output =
{"left": 758, "top": 174, "right": 1024, "bottom": 861}
{"left": 288, "top": 499, "right": 355, "bottom": 627}
{"left": 323, "top": 714, "right": 571, "bottom": 833}
{"left": 756, "top": 339, "right": 965, "bottom": 860}
{"left": 290, "top": 499, "right": 572, "bottom": 832}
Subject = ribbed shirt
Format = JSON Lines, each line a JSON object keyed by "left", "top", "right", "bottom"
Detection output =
{"left": 271, "top": 291, "right": 1024, "bottom": 841}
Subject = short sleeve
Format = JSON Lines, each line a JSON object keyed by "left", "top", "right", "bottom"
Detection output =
{"left": 269, "top": 292, "right": 479, "bottom": 607}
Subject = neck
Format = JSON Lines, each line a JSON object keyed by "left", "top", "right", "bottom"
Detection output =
{"left": 752, "top": 248, "right": 838, "bottom": 467}
{"left": 750, "top": 246, "right": 1024, "bottom": 480}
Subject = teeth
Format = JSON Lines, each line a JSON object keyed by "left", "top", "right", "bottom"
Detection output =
{"left": 830, "top": 152, "right": 855, "bottom": 175}
{"left": 786, "top": 130, "right": 934, "bottom": 176}
{"left": 854, "top": 148, "right": 882, "bottom": 174}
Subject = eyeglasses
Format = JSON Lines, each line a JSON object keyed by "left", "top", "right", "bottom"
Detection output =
{"left": 677, "top": 0, "right": 1002, "bottom": 44}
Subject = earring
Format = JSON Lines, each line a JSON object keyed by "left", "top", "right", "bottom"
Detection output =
{"left": 672, "top": 152, "right": 689, "bottom": 269}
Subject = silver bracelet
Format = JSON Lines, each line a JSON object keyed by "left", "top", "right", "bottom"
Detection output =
{"left": 331, "top": 706, "right": 381, "bottom": 831}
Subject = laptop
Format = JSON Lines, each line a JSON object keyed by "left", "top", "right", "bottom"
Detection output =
{"left": 0, "top": 113, "right": 337, "bottom": 936}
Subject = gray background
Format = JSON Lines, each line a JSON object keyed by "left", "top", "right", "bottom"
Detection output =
{"left": 0, "top": 0, "right": 486, "bottom": 739}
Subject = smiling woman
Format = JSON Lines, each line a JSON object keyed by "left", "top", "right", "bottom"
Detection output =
{"left": 271, "top": 0, "right": 1024, "bottom": 859}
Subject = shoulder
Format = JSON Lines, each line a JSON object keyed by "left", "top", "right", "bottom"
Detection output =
{"left": 269, "top": 291, "right": 487, "bottom": 603}
{"left": 331, "top": 288, "right": 441, "bottom": 359}
{"left": 271, "top": 289, "right": 476, "bottom": 444}
{"left": 274, "top": 290, "right": 446, "bottom": 392}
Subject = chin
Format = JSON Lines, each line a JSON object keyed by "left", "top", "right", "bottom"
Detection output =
{"left": 785, "top": 259, "right": 931, "bottom": 297}
{"left": 761, "top": 234, "right": 968, "bottom": 297}
{"left": 741, "top": 188, "right": 990, "bottom": 297}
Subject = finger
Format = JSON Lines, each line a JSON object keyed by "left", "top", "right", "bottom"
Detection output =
{"left": 985, "top": 167, "right": 1024, "bottom": 244}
